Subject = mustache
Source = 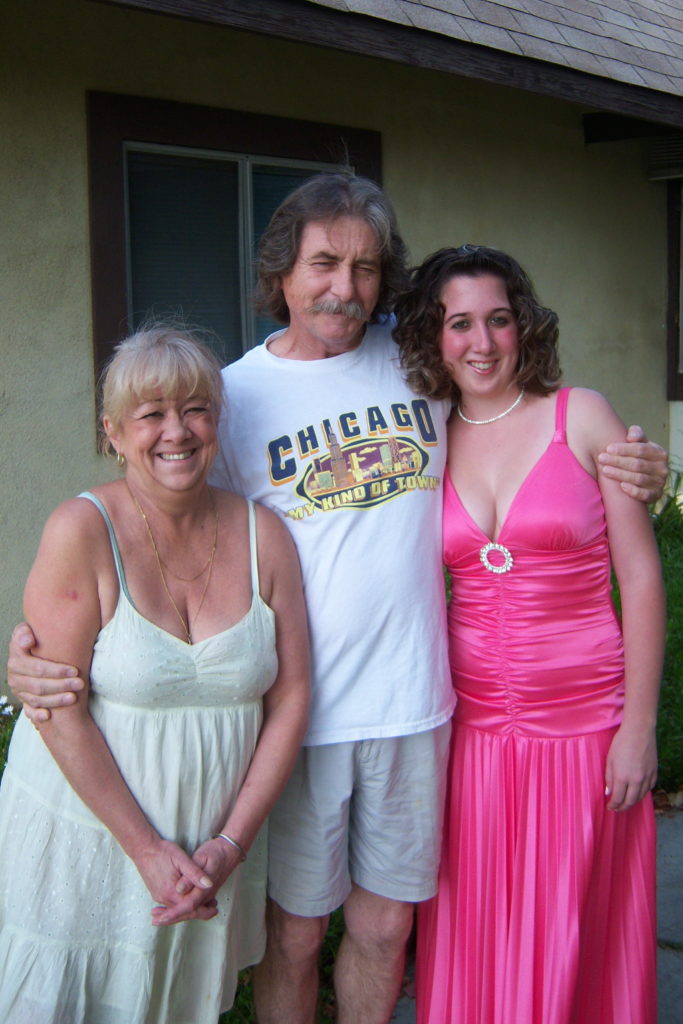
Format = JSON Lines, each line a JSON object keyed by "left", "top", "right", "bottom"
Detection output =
{"left": 308, "top": 299, "right": 368, "bottom": 321}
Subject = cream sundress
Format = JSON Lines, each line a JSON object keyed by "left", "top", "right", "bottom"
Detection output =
{"left": 0, "top": 493, "right": 278, "bottom": 1023}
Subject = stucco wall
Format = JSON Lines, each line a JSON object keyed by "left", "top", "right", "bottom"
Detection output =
{"left": 670, "top": 403, "right": 683, "bottom": 472}
{"left": 0, "top": 0, "right": 670, "bottom": 650}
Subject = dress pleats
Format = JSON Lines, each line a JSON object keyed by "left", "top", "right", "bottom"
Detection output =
{"left": 416, "top": 390, "right": 657, "bottom": 1024}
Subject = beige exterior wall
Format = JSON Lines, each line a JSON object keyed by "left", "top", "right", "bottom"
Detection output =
{"left": 670, "top": 404, "right": 683, "bottom": 473}
{"left": 0, "top": 0, "right": 671, "bottom": 648}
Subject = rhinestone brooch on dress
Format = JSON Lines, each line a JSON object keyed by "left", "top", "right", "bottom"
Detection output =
{"left": 480, "top": 542, "right": 514, "bottom": 574}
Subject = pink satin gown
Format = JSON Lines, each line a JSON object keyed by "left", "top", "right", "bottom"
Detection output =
{"left": 416, "top": 387, "right": 656, "bottom": 1024}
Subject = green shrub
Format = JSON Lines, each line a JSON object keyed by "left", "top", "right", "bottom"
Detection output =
{"left": 611, "top": 475, "right": 683, "bottom": 789}
{"left": 651, "top": 479, "right": 683, "bottom": 790}
{"left": 0, "top": 698, "right": 18, "bottom": 770}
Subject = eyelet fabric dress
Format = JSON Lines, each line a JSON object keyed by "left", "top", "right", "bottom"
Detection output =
{"left": 0, "top": 494, "right": 278, "bottom": 1023}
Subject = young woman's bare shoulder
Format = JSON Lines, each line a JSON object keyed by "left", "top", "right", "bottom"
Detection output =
{"left": 567, "top": 387, "right": 626, "bottom": 453}
{"left": 567, "top": 386, "right": 615, "bottom": 415}
{"left": 569, "top": 385, "right": 627, "bottom": 422}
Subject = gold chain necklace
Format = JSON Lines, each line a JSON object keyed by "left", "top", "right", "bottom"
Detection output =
{"left": 127, "top": 485, "right": 219, "bottom": 645}
{"left": 160, "top": 544, "right": 215, "bottom": 581}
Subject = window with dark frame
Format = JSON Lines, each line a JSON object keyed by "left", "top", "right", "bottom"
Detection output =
{"left": 667, "top": 180, "right": 683, "bottom": 400}
{"left": 125, "top": 148, "right": 341, "bottom": 365}
{"left": 87, "top": 91, "right": 382, "bottom": 376}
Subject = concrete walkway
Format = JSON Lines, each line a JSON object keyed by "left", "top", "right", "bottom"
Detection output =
{"left": 392, "top": 811, "right": 683, "bottom": 1024}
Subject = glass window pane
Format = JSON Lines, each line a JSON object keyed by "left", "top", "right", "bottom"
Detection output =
{"left": 251, "top": 166, "right": 319, "bottom": 344}
{"left": 127, "top": 151, "right": 242, "bottom": 366}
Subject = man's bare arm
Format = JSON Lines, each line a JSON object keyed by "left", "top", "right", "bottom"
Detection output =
{"left": 7, "top": 623, "right": 84, "bottom": 722}
{"left": 598, "top": 426, "right": 668, "bottom": 503}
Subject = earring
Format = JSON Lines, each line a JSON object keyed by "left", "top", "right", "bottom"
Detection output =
{"left": 116, "top": 451, "right": 126, "bottom": 468}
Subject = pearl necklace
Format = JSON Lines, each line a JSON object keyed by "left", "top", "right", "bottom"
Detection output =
{"left": 457, "top": 388, "right": 525, "bottom": 425}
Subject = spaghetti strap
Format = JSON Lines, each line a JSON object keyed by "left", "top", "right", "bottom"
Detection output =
{"left": 0, "top": 489, "right": 278, "bottom": 1024}
{"left": 77, "top": 491, "right": 132, "bottom": 602}
{"left": 553, "top": 387, "right": 571, "bottom": 443}
{"left": 247, "top": 500, "right": 261, "bottom": 597}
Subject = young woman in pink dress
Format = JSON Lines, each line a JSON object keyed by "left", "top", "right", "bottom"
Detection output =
{"left": 395, "top": 245, "right": 665, "bottom": 1024}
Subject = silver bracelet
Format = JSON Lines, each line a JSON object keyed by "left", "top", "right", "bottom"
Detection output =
{"left": 212, "top": 833, "right": 247, "bottom": 861}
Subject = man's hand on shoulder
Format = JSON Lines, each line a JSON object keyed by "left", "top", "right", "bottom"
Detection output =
{"left": 7, "top": 623, "right": 84, "bottom": 723}
{"left": 598, "top": 425, "right": 668, "bottom": 504}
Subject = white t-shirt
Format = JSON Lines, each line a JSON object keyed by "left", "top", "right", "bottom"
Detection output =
{"left": 211, "top": 319, "right": 455, "bottom": 746}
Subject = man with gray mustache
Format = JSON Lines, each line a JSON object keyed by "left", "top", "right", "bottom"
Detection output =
{"left": 8, "top": 173, "right": 668, "bottom": 1024}
{"left": 210, "top": 173, "right": 665, "bottom": 1023}
{"left": 309, "top": 298, "right": 367, "bottom": 319}
{"left": 208, "top": 178, "right": 455, "bottom": 1023}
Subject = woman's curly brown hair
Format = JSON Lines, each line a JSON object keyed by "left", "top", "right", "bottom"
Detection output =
{"left": 393, "top": 245, "right": 561, "bottom": 402}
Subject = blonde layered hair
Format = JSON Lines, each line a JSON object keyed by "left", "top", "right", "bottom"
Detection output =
{"left": 99, "top": 326, "right": 224, "bottom": 457}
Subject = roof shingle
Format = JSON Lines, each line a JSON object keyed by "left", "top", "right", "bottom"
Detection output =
{"left": 305, "top": 0, "right": 683, "bottom": 95}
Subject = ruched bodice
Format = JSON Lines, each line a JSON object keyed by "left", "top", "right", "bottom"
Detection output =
{"left": 444, "top": 390, "right": 624, "bottom": 737}
{"left": 417, "top": 388, "right": 656, "bottom": 1024}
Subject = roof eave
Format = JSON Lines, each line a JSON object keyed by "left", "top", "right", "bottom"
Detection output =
{"left": 91, "top": 0, "right": 683, "bottom": 131}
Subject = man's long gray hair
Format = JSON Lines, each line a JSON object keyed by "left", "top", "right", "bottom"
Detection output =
{"left": 253, "top": 173, "right": 409, "bottom": 325}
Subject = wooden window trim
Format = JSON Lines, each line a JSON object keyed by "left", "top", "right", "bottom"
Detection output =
{"left": 87, "top": 90, "right": 382, "bottom": 373}
{"left": 667, "top": 180, "right": 683, "bottom": 401}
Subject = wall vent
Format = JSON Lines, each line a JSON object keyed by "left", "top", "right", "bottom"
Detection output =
{"left": 648, "top": 137, "right": 683, "bottom": 180}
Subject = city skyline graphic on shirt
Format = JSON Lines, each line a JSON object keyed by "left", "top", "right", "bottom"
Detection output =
{"left": 293, "top": 424, "right": 439, "bottom": 514}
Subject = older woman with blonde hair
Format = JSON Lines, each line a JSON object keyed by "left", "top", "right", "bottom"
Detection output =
{"left": 0, "top": 327, "right": 309, "bottom": 1023}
